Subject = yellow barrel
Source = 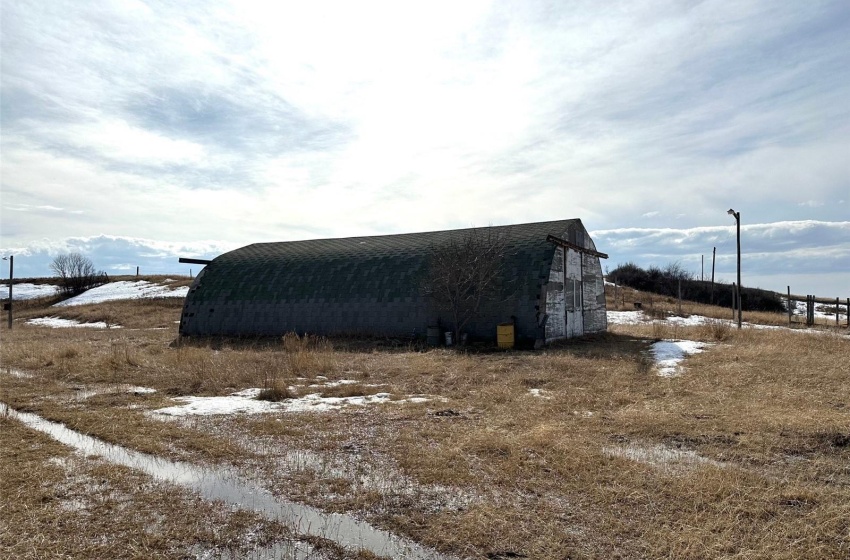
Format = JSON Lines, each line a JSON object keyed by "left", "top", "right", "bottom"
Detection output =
{"left": 497, "top": 323, "right": 515, "bottom": 348}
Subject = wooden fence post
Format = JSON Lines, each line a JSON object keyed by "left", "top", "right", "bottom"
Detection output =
{"left": 677, "top": 279, "right": 682, "bottom": 316}
{"left": 787, "top": 286, "right": 792, "bottom": 325}
{"left": 805, "top": 295, "right": 809, "bottom": 326}
{"left": 732, "top": 282, "right": 737, "bottom": 320}
{"left": 710, "top": 247, "right": 716, "bottom": 305}
{"left": 806, "top": 295, "right": 815, "bottom": 326}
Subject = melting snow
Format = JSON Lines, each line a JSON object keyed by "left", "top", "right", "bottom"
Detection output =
{"left": 603, "top": 442, "right": 724, "bottom": 472}
{"left": 792, "top": 299, "right": 845, "bottom": 319}
{"left": 528, "top": 388, "right": 551, "bottom": 399}
{"left": 53, "top": 281, "right": 188, "bottom": 307}
{"left": 606, "top": 311, "right": 645, "bottom": 325}
{"left": 650, "top": 340, "right": 709, "bottom": 377}
{"left": 152, "top": 388, "right": 400, "bottom": 417}
{"left": 71, "top": 385, "right": 156, "bottom": 399}
{"left": 665, "top": 315, "right": 713, "bottom": 326}
{"left": 307, "top": 379, "right": 359, "bottom": 388}
{"left": 26, "top": 317, "right": 118, "bottom": 329}
{"left": 3, "top": 368, "right": 33, "bottom": 378}
{"left": 607, "top": 310, "right": 843, "bottom": 334}
{"left": 0, "top": 283, "right": 61, "bottom": 300}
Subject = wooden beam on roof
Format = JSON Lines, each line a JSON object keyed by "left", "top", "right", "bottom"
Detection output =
{"left": 179, "top": 257, "right": 213, "bottom": 265}
{"left": 546, "top": 234, "right": 608, "bottom": 259}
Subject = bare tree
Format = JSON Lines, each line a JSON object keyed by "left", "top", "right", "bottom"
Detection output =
{"left": 422, "top": 227, "right": 513, "bottom": 341}
{"left": 50, "top": 253, "right": 108, "bottom": 296}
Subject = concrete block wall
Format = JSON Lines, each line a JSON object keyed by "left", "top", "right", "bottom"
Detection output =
{"left": 541, "top": 233, "right": 608, "bottom": 343}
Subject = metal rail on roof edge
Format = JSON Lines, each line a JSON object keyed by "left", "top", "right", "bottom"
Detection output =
{"left": 546, "top": 234, "right": 609, "bottom": 259}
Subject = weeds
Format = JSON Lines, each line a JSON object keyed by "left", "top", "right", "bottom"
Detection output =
{"left": 318, "top": 383, "right": 383, "bottom": 399}
{"left": 634, "top": 353, "right": 654, "bottom": 374}
{"left": 702, "top": 318, "right": 732, "bottom": 341}
{"left": 2, "top": 284, "right": 848, "bottom": 559}
{"left": 282, "top": 332, "right": 337, "bottom": 375}
{"left": 257, "top": 383, "right": 296, "bottom": 402}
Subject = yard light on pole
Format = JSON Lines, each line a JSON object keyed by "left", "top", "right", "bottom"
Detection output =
{"left": 2, "top": 255, "right": 12, "bottom": 329}
{"left": 727, "top": 209, "right": 741, "bottom": 329}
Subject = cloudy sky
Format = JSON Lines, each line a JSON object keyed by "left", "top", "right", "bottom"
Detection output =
{"left": 1, "top": 0, "right": 848, "bottom": 295}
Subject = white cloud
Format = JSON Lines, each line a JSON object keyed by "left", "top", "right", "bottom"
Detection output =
{"left": 593, "top": 220, "right": 850, "bottom": 294}
{"left": 59, "top": 119, "right": 207, "bottom": 166}
{"left": 1, "top": 1, "right": 848, "bottom": 295}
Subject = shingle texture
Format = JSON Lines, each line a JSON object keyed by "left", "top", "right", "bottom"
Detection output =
{"left": 179, "top": 219, "right": 605, "bottom": 341}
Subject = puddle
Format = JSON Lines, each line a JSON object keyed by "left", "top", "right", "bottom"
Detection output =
{"left": 648, "top": 340, "right": 710, "bottom": 377}
{"left": 245, "top": 443, "right": 474, "bottom": 511}
{"left": 1, "top": 403, "right": 453, "bottom": 560}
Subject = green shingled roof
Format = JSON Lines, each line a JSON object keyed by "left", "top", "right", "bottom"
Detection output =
{"left": 187, "top": 219, "right": 583, "bottom": 307}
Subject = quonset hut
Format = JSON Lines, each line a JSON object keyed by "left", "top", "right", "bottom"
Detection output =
{"left": 178, "top": 219, "right": 608, "bottom": 345}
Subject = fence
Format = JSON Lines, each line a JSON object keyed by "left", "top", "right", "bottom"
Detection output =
{"left": 786, "top": 287, "right": 849, "bottom": 328}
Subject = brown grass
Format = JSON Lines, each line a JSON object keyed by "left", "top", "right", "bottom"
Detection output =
{"left": 257, "top": 382, "right": 296, "bottom": 402}
{"left": 1, "top": 288, "right": 848, "bottom": 558}
{"left": 605, "top": 283, "right": 848, "bottom": 329}
{"left": 319, "top": 382, "right": 385, "bottom": 399}
{"left": 0, "top": 414, "right": 299, "bottom": 559}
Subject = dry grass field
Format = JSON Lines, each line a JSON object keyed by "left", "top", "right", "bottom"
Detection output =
{"left": 1, "top": 285, "right": 848, "bottom": 559}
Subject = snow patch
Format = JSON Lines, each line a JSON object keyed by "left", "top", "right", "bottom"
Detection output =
{"left": 307, "top": 379, "right": 359, "bottom": 388}
{"left": 665, "top": 315, "right": 712, "bottom": 326}
{"left": 3, "top": 368, "right": 33, "bottom": 378}
{"left": 608, "top": 310, "right": 842, "bottom": 335}
{"left": 26, "top": 317, "right": 118, "bottom": 329}
{"left": 151, "top": 385, "right": 441, "bottom": 417}
{"left": 71, "top": 385, "right": 157, "bottom": 400}
{"left": 649, "top": 340, "right": 710, "bottom": 377}
{"left": 53, "top": 281, "right": 188, "bottom": 307}
{"left": 606, "top": 310, "right": 644, "bottom": 325}
{"left": 0, "top": 283, "right": 60, "bottom": 300}
{"left": 792, "top": 299, "right": 845, "bottom": 319}
{"left": 528, "top": 388, "right": 551, "bottom": 399}
{"left": 603, "top": 442, "right": 724, "bottom": 472}
{"left": 151, "top": 389, "right": 395, "bottom": 417}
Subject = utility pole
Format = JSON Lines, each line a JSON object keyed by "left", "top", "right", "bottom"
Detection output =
{"left": 727, "top": 209, "right": 742, "bottom": 328}
{"left": 710, "top": 247, "right": 716, "bottom": 304}
{"left": 3, "top": 255, "right": 12, "bottom": 329}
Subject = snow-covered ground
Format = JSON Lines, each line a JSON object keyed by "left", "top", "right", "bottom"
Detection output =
{"left": 603, "top": 442, "right": 724, "bottom": 472}
{"left": 26, "top": 317, "right": 118, "bottom": 329}
{"left": 791, "top": 298, "right": 845, "bottom": 319}
{"left": 0, "top": 283, "right": 60, "bottom": 300}
{"left": 53, "top": 281, "right": 189, "bottom": 307}
{"left": 71, "top": 385, "right": 156, "bottom": 399}
{"left": 606, "top": 311, "right": 646, "bottom": 325}
{"left": 650, "top": 340, "right": 710, "bottom": 377}
{"left": 607, "top": 308, "right": 847, "bottom": 376}
{"left": 151, "top": 382, "right": 439, "bottom": 417}
{"left": 608, "top": 309, "right": 845, "bottom": 331}
{"left": 608, "top": 310, "right": 736, "bottom": 327}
